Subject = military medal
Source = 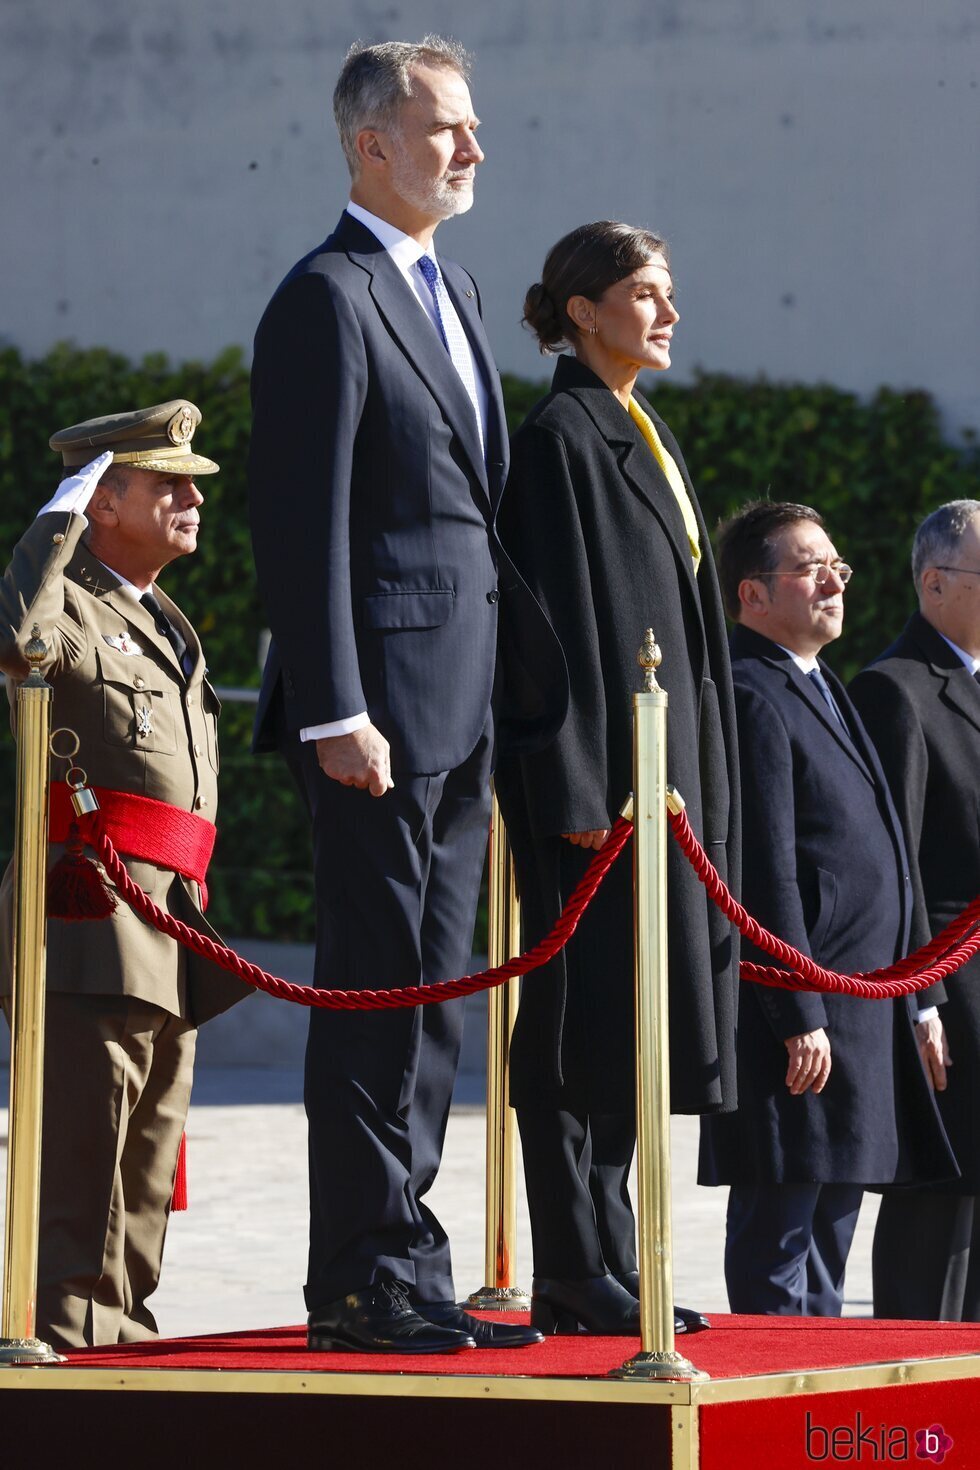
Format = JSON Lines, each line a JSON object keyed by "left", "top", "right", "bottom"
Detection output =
{"left": 103, "top": 632, "right": 144, "bottom": 656}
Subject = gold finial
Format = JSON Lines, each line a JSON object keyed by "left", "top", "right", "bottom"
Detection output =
{"left": 637, "top": 628, "right": 663, "bottom": 693}
{"left": 22, "top": 624, "right": 49, "bottom": 687}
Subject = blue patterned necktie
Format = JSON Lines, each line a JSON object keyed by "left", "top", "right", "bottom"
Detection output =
{"left": 807, "top": 666, "right": 849, "bottom": 734}
{"left": 416, "top": 254, "right": 484, "bottom": 457}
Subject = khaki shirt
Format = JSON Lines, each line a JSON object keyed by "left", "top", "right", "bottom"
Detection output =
{"left": 0, "top": 511, "right": 245, "bottom": 1024}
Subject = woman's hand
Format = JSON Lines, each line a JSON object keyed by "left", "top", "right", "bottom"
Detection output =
{"left": 562, "top": 829, "right": 610, "bottom": 851}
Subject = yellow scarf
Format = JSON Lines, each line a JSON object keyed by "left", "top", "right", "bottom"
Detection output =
{"left": 627, "top": 396, "right": 701, "bottom": 574}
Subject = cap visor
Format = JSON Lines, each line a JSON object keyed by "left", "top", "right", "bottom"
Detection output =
{"left": 118, "top": 452, "right": 220, "bottom": 475}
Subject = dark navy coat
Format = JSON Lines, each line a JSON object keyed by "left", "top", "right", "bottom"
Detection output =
{"left": 851, "top": 613, "right": 980, "bottom": 1192}
{"left": 699, "top": 625, "right": 956, "bottom": 1186}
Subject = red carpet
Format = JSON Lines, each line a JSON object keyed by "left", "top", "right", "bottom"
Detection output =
{"left": 62, "top": 1312, "right": 980, "bottom": 1378}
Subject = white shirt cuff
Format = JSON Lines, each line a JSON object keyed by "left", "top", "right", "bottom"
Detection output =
{"left": 37, "top": 452, "right": 114, "bottom": 518}
{"left": 300, "top": 711, "right": 370, "bottom": 742}
{"left": 915, "top": 1005, "right": 939, "bottom": 1024}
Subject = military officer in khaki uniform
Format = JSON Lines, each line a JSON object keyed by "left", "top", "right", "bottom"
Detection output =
{"left": 0, "top": 401, "right": 245, "bottom": 1350}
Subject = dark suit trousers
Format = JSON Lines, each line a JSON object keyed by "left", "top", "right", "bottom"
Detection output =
{"left": 285, "top": 723, "right": 492, "bottom": 1310}
{"left": 725, "top": 1183, "right": 864, "bottom": 1316}
{"left": 517, "top": 1107, "right": 637, "bottom": 1278}
{"left": 873, "top": 1192, "right": 980, "bottom": 1321}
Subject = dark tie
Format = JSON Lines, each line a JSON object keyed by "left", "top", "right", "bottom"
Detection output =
{"left": 140, "top": 591, "right": 192, "bottom": 676}
{"left": 807, "top": 666, "right": 849, "bottom": 733}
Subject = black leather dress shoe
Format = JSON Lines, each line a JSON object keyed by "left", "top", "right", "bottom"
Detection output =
{"left": 413, "top": 1300, "right": 544, "bottom": 1349}
{"left": 530, "top": 1274, "right": 641, "bottom": 1335}
{"left": 307, "top": 1283, "right": 476, "bottom": 1354}
{"left": 614, "top": 1271, "right": 711, "bottom": 1334}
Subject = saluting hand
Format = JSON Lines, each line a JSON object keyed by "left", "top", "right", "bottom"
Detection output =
{"left": 315, "top": 724, "right": 394, "bottom": 797}
{"left": 784, "top": 1027, "right": 832, "bottom": 1095}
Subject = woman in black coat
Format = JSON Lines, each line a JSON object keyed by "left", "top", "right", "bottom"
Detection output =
{"left": 494, "top": 221, "right": 740, "bottom": 1335}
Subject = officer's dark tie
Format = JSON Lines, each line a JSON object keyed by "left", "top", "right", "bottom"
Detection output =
{"left": 140, "top": 590, "right": 192, "bottom": 676}
{"left": 807, "top": 666, "right": 849, "bottom": 733}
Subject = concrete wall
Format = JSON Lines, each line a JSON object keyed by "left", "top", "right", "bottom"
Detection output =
{"left": 2, "top": 0, "right": 978, "bottom": 434}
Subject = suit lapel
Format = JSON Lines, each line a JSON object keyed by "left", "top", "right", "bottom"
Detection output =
{"left": 565, "top": 369, "right": 705, "bottom": 640}
{"left": 441, "top": 263, "right": 508, "bottom": 505}
{"left": 784, "top": 659, "right": 876, "bottom": 784}
{"left": 939, "top": 666, "right": 980, "bottom": 736}
{"left": 905, "top": 612, "right": 980, "bottom": 736}
{"left": 348, "top": 244, "right": 491, "bottom": 507}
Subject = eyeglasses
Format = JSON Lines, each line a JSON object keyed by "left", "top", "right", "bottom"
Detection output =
{"left": 753, "top": 562, "right": 853, "bottom": 587}
{"left": 934, "top": 565, "right": 980, "bottom": 578}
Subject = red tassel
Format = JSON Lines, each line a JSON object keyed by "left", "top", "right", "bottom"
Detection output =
{"left": 47, "top": 824, "right": 117, "bottom": 921}
{"left": 171, "top": 1131, "right": 188, "bottom": 1212}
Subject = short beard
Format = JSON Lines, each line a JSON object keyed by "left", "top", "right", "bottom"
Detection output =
{"left": 388, "top": 138, "right": 474, "bottom": 221}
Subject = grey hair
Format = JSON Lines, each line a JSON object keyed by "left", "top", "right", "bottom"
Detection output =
{"left": 333, "top": 35, "right": 472, "bottom": 178}
{"left": 912, "top": 500, "right": 980, "bottom": 592}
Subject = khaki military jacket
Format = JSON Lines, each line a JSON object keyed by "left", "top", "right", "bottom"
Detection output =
{"left": 0, "top": 511, "right": 246, "bottom": 1024}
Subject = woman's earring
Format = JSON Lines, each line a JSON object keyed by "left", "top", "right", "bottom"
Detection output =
{"left": 589, "top": 319, "right": 598, "bottom": 336}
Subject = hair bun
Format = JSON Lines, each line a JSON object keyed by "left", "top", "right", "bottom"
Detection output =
{"left": 522, "top": 281, "right": 565, "bottom": 354}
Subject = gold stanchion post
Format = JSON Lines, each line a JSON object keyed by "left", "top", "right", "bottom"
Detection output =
{"left": 610, "top": 630, "right": 705, "bottom": 1382}
{"left": 466, "top": 790, "right": 530, "bottom": 1310}
{"left": 1, "top": 627, "right": 62, "bottom": 1365}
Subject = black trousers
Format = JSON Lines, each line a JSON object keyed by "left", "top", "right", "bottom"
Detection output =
{"left": 285, "top": 723, "right": 492, "bottom": 1311}
{"left": 516, "top": 1107, "right": 637, "bottom": 1278}
{"left": 873, "top": 1192, "right": 980, "bottom": 1321}
{"left": 725, "top": 1183, "right": 864, "bottom": 1316}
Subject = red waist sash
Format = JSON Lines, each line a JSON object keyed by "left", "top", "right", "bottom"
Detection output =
{"left": 49, "top": 784, "right": 216, "bottom": 908}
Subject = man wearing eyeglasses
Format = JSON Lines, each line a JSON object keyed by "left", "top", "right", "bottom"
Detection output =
{"left": 850, "top": 500, "right": 980, "bottom": 1322}
{"left": 699, "top": 501, "right": 955, "bottom": 1316}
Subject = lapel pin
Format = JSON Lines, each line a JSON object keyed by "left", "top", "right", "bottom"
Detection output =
{"left": 465, "top": 289, "right": 475, "bottom": 299}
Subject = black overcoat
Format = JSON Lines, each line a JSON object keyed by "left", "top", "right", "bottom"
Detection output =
{"left": 699, "top": 625, "right": 956, "bottom": 1186}
{"left": 494, "top": 355, "right": 740, "bottom": 1116}
{"left": 851, "top": 613, "right": 980, "bottom": 1192}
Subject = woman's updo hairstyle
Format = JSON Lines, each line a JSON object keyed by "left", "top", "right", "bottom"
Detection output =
{"left": 522, "top": 220, "right": 669, "bottom": 355}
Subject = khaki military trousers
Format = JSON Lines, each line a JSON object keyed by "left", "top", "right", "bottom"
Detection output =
{"left": 4, "top": 992, "right": 196, "bottom": 1351}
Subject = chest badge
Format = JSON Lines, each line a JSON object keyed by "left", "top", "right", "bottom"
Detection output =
{"left": 104, "top": 632, "right": 144, "bottom": 656}
{"left": 136, "top": 705, "right": 153, "bottom": 738}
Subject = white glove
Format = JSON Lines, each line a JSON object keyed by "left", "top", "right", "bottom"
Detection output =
{"left": 36, "top": 451, "right": 114, "bottom": 519}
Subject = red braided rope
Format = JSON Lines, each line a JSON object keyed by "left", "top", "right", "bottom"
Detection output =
{"left": 80, "top": 813, "right": 632, "bottom": 1010}
{"left": 669, "top": 805, "right": 980, "bottom": 998}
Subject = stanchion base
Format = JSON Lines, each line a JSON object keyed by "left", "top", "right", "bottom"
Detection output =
{"left": 608, "top": 1349, "right": 709, "bottom": 1383}
{"left": 464, "top": 1286, "right": 533, "bottom": 1313}
{"left": 0, "top": 1337, "right": 65, "bottom": 1366}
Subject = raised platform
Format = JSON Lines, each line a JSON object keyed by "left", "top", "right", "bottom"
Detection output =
{"left": 2, "top": 1315, "right": 978, "bottom": 1468}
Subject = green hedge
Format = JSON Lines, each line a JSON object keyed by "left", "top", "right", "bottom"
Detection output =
{"left": 1, "top": 344, "right": 976, "bottom": 941}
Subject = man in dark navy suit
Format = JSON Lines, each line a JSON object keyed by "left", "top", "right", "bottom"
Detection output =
{"left": 248, "top": 37, "right": 550, "bottom": 1354}
{"left": 851, "top": 500, "right": 980, "bottom": 1321}
{"left": 699, "top": 502, "right": 955, "bottom": 1315}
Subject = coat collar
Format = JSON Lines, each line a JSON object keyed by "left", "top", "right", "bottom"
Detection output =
{"left": 905, "top": 609, "right": 980, "bottom": 736}
{"left": 68, "top": 541, "right": 201, "bottom": 684}
{"left": 329, "top": 212, "right": 497, "bottom": 510}
{"left": 547, "top": 355, "right": 703, "bottom": 619}
{"left": 730, "top": 624, "right": 876, "bottom": 783}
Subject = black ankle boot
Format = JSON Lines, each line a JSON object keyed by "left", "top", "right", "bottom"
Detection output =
{"left": 530, "top": 1274, "right": 640, "bottom": 1335}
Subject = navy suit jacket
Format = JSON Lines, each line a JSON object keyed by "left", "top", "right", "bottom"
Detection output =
{"left": 248, "top": 211, "right": 561, "bottom": 774}
{"left": 699, "top": 625, "right": 955, "bottom": 1186}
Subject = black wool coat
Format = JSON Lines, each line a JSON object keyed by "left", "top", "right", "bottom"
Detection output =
{"left": 851, "top": 612, "right": 980, "bottom": 1193}
{"left": 699, "top": 625, "right": 956, "bottom": 1187}
{"left": 494, "top": 355, "right": 740, "bottom": 1116}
